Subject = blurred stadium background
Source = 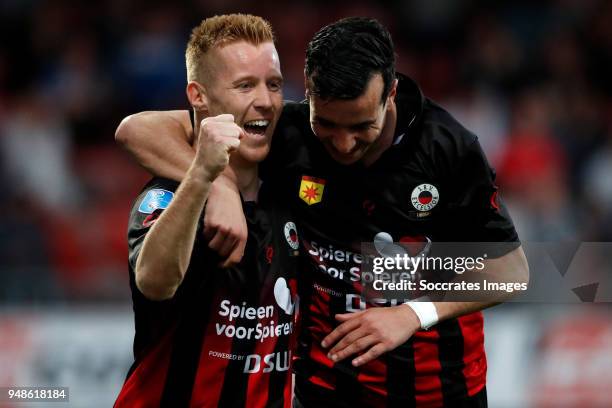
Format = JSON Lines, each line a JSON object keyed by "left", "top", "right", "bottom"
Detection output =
{"left": 1, "top": 0, "right": 611, "bottom": 406}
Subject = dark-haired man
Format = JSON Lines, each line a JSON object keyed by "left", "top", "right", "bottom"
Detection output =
{"left": 117, "top": 17, "right": 528, "bottom": 408}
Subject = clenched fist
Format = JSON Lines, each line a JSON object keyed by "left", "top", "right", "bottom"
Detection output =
{"left": 196, "top": 114, "right": 244, "bottom": 180}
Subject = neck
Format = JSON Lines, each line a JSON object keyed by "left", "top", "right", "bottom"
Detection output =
{"left": 193, "top": 109, "right": 204, "bottom": 146}
{"left": 362, "top": 100, "right": 397, "bottom": 167}
{"left": 229, "top": 156, "right": 259, "bottom": 201}
{"left": 194, "top": 110, "right": 259, "bottom": 201}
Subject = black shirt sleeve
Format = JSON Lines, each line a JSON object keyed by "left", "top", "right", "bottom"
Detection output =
{"left": 127, "top": 178, "right": 180, "bottom": 271}
{"left": 444, "top": 137, "right": 519, "bottom": 246}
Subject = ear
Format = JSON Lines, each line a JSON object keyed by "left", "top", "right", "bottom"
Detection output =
{"left": 386, "top": 78, "right": 398, "bottom": 108}
{"left": 186, "top": 81, "right": 208, "bottom": 112}
{"left": 303, "top": 72, "right": 311, "bottom": 100}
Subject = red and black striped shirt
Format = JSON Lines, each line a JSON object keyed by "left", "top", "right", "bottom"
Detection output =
{"left": 263, "top": 74, "right": 519, "bottom": 407}
{"left": 115, "top": 178, "right": 299, "bottom": 408}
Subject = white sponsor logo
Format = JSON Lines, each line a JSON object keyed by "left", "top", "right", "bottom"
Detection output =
{"left": 214, "top": 318, "right": 293, "bottom": 343}
{"left": 373, "top": 232, "right": 407, "bottom": 258}
{"left": 274, "top": 277, "right": 296, "bottom": 315}
{"left": 208, "top": 351, "right": 245, "bottom": 361}
{"left": 218, "top": 300, "right": 274, "bottom": 322}
{"left": 243, "top": 351, "right": 291, "bottom": 373}
{"left": 345, "top": 293, "right": 411, "bottom": 313}
{"left": 313, "top": 283, "right": 342, "bottom": 297}
{"left": 307, "top": 240, "right": 363, "bottom": 264}
{"left": 307, "top": 240, "right": 363, "bottom": 282}
{"left": 216, "top": 277, "right": 297, "bottom": 343}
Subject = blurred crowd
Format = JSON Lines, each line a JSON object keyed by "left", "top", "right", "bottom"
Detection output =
{"left": 1, "top": 0, "right": 611, "bottom": 303}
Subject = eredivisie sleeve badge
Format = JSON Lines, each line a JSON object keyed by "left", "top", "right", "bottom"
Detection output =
{"left": 138, "top": 189, "right": 174, "bottom": 214}
{"left": 299, "top": 175, "right": 325, "bottom": 205}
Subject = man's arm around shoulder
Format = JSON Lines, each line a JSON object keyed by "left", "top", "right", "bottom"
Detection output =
{"left": 134, "top": 114, "right": 242, "bottom": 300}
{"left": 116, "top": 110, "right": 194, "bottom": 182}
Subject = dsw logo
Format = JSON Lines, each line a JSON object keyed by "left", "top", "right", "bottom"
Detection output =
{"left": 243, "top": 351, "right": 291, "bottom": 373}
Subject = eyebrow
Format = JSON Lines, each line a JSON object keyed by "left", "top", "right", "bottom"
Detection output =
{"left": 231, "top": 74, "right": 284, "bottom": 86}
{"left": 314, "top": 116, "right": 376, "bottom": 128}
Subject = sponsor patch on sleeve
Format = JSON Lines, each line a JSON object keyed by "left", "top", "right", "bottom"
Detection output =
{"left": 138, "top": 189, "right": 174, "bottom": 214}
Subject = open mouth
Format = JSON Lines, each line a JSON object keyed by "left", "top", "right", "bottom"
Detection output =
{"left": 243, "top": 120, "right": 270, "bottom": 136}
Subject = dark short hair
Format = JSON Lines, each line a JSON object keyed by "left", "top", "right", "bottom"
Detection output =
{"left": 305, "top": 17, "right": 396, "bottom": 103}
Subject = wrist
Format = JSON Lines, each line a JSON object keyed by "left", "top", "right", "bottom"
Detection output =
{"left": 192, "top": 165, "right": 216, "bottom": 184}
{"left": 217, "top": 166, "right": 239, "bottom": 186}
{"left": 404, "top": 301, "right": 439, "bottom": 330}
{"left": 184, "top": 160, "right": 215, "bottom": 190}
{"left": 190, "top": 153, "right": 220, "bottom": 184}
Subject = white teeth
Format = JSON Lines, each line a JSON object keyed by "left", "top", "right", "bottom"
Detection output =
{"left": 245, "top": 120, "right": 269, "bottom": 127}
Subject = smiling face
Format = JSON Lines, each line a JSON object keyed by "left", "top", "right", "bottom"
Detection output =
{"left": 197, "top": 40, "right": 283, "bottom": 164}
{"left": 308, "top": 74, "right": 396, "bottom": 165}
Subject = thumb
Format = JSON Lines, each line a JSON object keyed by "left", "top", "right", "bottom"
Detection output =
{"left": 226, "top": 136, "right": 241, "bottom": 153}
